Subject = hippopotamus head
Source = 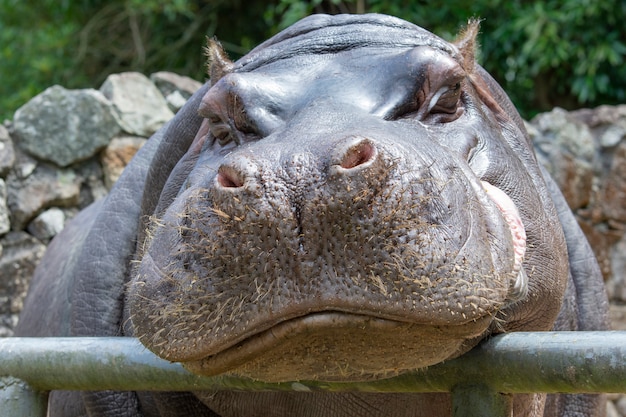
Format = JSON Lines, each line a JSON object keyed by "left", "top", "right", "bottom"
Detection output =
{"left": 127, "top": 14, "right": 568, "bottom": 382}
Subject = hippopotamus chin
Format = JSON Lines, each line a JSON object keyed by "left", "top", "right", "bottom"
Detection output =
{"left": 16, "top": 13, "right": 608, "bottom": 417}
{"left": 129, "top": 16, "right": 543, "bottom": 382}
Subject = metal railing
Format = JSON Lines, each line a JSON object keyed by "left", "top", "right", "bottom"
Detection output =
{"left": 1, "top": 331, "right": 625, "bottom": 416}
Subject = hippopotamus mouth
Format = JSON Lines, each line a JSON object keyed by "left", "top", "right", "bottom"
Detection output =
{"left": 131, "top": 125, "right": 529, "bottom": 381}
{"left": 155, "top": 163, "right": 527, "bottom": 381}
{"left": 182, "top": 312, "right": 495, "bottom": 382}
{"left": 128, "top": 14, "right": 545, "bottom": 382}
{"left": 170, "top": 174, "right": 526, "bottom": 382}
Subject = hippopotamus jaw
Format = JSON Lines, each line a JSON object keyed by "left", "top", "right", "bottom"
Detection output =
{"left": 181, "top": 312, "right": 494, "bottom": 382}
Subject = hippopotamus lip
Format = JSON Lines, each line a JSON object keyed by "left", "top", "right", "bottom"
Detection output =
{"left": 481, "top": 181, "right": 526, "bottom": 272}
{"left": 179, "top": 311, "right": 494, "bottom": 380}
{"left": 480, "top": 180, "right": 527, "bottom": 302}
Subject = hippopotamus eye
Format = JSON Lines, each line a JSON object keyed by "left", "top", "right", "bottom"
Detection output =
{"left": 214, "top": 95, "right": 260, "bottom": 145}
{"left": 232, "top": 105, "right": 256, "bottom": 137}
{"left": 201, "top": 85, "right": 261, "bottom": 146}
{"left": 212, "top": 125, "right": 234, "bottom": 146}
{"left": 204, "top": 114, "right": 233, "bottom": 145}
{"left": 392, "top": 73, "right": 465, "bottom": 123}
{"left": 429, "top": 82, "right": 463, "bottom": 115}
{"left": 205, "top": 105, "right": 259, "bottom": 147}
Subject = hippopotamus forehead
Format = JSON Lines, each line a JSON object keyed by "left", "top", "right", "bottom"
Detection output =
{"left": 234, "top": 13, "right": 457, "bottom": 73}
{"left": 244, "top": 44, "right": 459, "bottom": 89}
{"left": 205, "top": 45, "right": 463, "bottom": 124}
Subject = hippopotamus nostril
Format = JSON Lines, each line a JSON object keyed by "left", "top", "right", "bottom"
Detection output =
{"left": 340, "top": 139, "right": 377, "bottom": 169}
{"left": 333, "top": 137, "right": 379, "bottom": 173}
{"left": 216, "top": 165, "right": 245, "bottom": 188}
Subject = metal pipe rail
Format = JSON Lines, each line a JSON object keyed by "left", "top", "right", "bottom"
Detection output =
{"left": 1, "top": 331, "right": 625, "bottom": 416}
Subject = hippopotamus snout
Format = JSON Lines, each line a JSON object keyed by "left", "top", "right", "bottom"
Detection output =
{"left": 203, "top": 135, "right": 389, "bottom": 267}
{"left": 204, "top": 132, "right": 395, "bottom": 269}
{"left": 215, "top": 135, "right": 380, "bottom": 192}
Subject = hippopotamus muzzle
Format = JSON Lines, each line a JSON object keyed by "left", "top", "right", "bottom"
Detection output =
{"left": 128, "top": 18, "right": 542, "bottom": 382}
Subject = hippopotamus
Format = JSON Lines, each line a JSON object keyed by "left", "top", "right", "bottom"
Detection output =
{"left": 15, "top": 13, "right": 608, "bottom": 417}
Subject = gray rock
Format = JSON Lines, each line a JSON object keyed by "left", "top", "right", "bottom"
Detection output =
{"left": 599, "top": 124, "right": 626, "bottom": 148}
{"left": 607, "top": 400, "right": 621, "bottom": 417}
{"left": 151, "top": 72, "right": 202, "bottom": 112}
{"left": 609, "top": 304, "right": 626, "bottom": 331}
{"left": 12, "top": 153, "right": 37, "bottom": 180}
{"left": 615, "top": 395, "right": 626, "bottom": 416}
{"left": 0, "top": 179, "right": 9, "bottom": 236}
{"left": 571, "top": 105, "right": 626, "bottom": 128}
{"left": 12, "top": 85, "right": 121, "bottom": 167}
{"left": 27, "top": 207, "right": 66, "bottom": 241}
{"left": 100, "top": 135, "right": 147, "bottom": 189}
{"left": 101, "top": 72, "right": 174, "bottom": 137}
{"left": 0, "top": 125, "right": 15, "bottom": 177}
{"left": 150, "top": 71, "right": 202, "bottom": 100}
{"left": 608, "top": 229, "right": 626, "bottom": 302}
{"left": 75, "top": 158, "right": 107, "bottom": 208}
{"left": 530, "top": 108, "right": 596, "bottom": 210}
{"left": 0, "top": 232, "right": 45, "bottom": 336}
{"left": 164, "top": 90, "right": 189, "bottom": 113}
{"left": 532, "top": 108, "right": 596, "bottom": 158}
{"left": 602, "top": 142, "right": 626, "bottom": 223}
{"left": 0, "top": 316, "right": 16, "bottom": 338}
{"left": 6, "top": 157, "right": 81, "bottom": 230}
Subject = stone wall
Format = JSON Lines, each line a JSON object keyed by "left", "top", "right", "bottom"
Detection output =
{"left": 0, "top": 73, "right": 625, "bottom": 413}
{"left": 0, "top": 71, "right": 202, "bottom": 336}
{"left": 527, "top": 105, "right": 626, "bottom": 331}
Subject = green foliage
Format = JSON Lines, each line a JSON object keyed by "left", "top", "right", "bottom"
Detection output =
{"left": 0, "top": 1, "right": 80, "bottom": 120}
{"left": 480, "top": 0, "right": 626, "bottom": 115}
{"left": 1, "top": 0, "right": 624, "bottom": 121}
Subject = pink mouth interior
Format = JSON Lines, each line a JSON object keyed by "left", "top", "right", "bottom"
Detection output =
{"left": 481, "top": 181, "right": 527, "bottom": 276}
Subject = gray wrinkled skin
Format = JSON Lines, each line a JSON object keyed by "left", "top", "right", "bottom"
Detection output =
{"left": 16, "top": 14, "right": 608, "bottom": 417}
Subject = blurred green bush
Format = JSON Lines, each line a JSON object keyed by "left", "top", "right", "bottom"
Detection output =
{"left": 1, "top": 0, "right": 624, "bottom": 121}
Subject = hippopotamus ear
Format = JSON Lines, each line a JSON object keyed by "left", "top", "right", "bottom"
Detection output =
{"left": 205, "top": 38, "right": 234, "bottom": 85}
{"left": 452, "top": 20, "right": 533, "bottom": 148}
{"left": 453, "top": 19, "right": 480, "bottom": 74}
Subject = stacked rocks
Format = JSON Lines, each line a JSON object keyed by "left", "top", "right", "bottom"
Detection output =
{"left": 0, "top": 71, "right": 202, "bottom": 336}
{"left": 527, "top": 105, "right": 626, "bottom": 330}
